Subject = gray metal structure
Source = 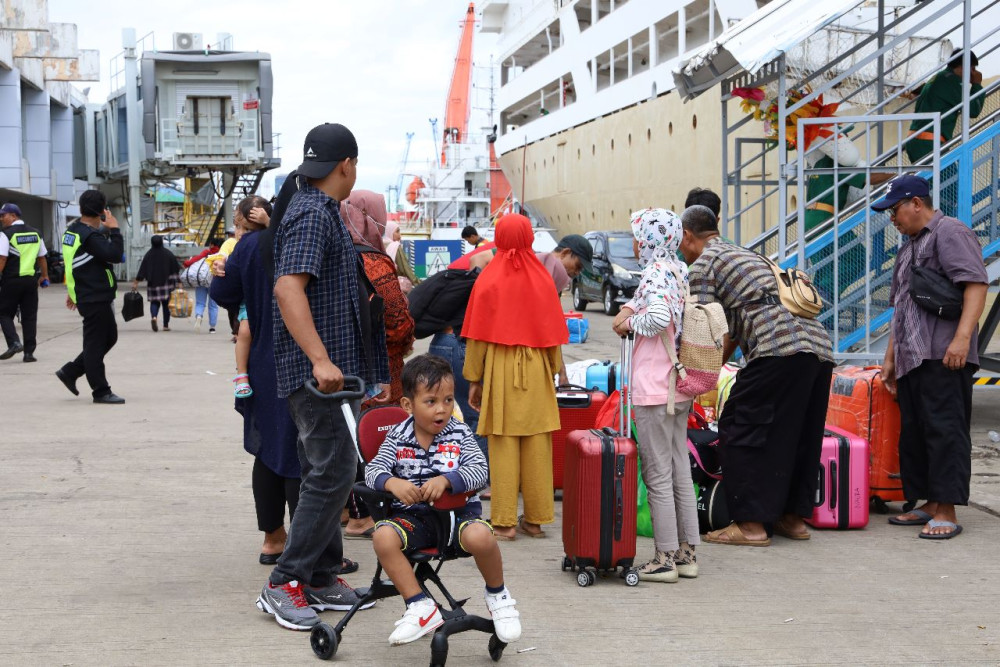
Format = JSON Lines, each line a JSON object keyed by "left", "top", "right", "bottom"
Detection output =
{"left": 675, "top": 0, "right": 1000, "bottom": 362}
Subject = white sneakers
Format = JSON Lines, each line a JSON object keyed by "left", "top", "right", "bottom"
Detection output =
{"left": 388, "top": 589, "right": 523, "bottom": 646}
{"left": 389, "top": 598, "right": 443, "bottom": 645}
{"left": 485, "top": 588, "right": 522, "bottom": 644}
{"left": 193, "top": 316, "right": 202, "bottom": 332}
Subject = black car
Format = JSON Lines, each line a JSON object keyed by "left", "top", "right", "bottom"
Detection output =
{"left": 571, "top": 231, "right": 641, "bottom": 316}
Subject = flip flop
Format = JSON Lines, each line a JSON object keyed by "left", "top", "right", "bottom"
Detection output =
{"left": 494, "top": 532, "right": 516, "bottom": 542}
{"left": 919, "top": 519, "right": 963, "bottom": 540}
{"left": 704, "top": 522, "right": 771, "bottom": 547}
{"left": 516, "top": 515, "right": 547, "bottom": 538}
{"left": 773, "top": 519, "right": 810, "bottom": 540}
{"left": 344, "top": 526, "right": 375, "bottom": 540}
{"left": 888, "top": 509, "right": 932, "bottom": 526}
{"left": 340, "top": 557, "right": 360, "bottom": 574}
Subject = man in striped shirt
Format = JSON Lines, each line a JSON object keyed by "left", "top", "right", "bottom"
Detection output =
{"left": 680, "top": 205, "right": 834, "bottom": 547}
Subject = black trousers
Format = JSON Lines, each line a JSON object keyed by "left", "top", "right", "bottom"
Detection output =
{"left": 253, "top": 457, "right": 301, "bottom": 533}
{"left": 60, "top": 300, "right": 118, "bottom": 398}
{"left": 718, "top": 353, "right": 834, "bottom": 523}
{"left": 0, "top": 276, "right": 38, "bottom": 354}
{"left": 897, "top": 360, "right": 974, "bottom": 505}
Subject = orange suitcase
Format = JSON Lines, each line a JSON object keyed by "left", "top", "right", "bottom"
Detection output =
{"left": 827, "top": 366, "right": 905, "bottom": 508}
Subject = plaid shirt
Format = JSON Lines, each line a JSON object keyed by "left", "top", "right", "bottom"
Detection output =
{"left": 689, "top": 237, "right": 834, "bottom": 364}
{"left": 272, "top": 184, "right": 390, "bottom": 397}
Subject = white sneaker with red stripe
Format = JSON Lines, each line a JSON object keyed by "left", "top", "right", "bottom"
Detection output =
{"left": 388, "top": 597, "right": 444, "bottom": 645}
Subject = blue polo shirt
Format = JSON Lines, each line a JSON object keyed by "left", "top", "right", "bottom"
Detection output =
{"left": 272, "top": 183, "right": 389, "bottom": 397}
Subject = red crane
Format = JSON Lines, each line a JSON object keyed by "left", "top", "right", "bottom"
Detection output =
{"left": 441, "top": 3, "right": 476, "bottom": 166}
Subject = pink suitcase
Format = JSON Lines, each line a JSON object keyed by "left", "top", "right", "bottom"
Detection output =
{"left": 806, "top": 426, "right": 870, "bottom": 529}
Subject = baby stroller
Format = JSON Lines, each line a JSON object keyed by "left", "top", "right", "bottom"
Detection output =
{"left": 308, "top": 379, "right": 508, "bottom": 666}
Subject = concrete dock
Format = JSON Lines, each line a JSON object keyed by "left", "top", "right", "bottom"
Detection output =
{"left": 1, "top": 288, "right": 999, "bottom": 665}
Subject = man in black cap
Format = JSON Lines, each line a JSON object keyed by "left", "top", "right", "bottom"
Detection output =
{"left": 875, "top": 175, "right": 987, "bottom": 540}
{"left": 0, "top": 202, "right": 50, "bottom": 362}
{"left": 536, "top": 234, "right": 593, "bottom": 294}
{"left": 257, "top": 123, "right": 390, "bottom": 631}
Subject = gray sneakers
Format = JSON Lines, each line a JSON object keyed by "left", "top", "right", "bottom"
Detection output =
{"left": 304, "top": 578, "right": 376, "bottom": 612}
{"left": 256, "top": 580, "right": 320, "bottom": 630}
{"left": 637, "top": 550, "right": 678, "bottom": 583}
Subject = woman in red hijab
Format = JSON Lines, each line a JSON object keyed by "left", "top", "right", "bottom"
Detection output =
{"left": 463, "top": 213, "right": 568, "bottom": 540}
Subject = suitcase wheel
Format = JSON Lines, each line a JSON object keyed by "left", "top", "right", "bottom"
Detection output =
{"left": 624, "top": 569, "right": 639, "bottom": 587}
{"left": 576, "top": 570, "right": 596, "bottom": 587}
{"left": 902, "top": 500, "right": 916, "bottom": 513}
{"left": 561, "top": 556, "right": 572, "bottom": 572}
{"left": 870, "top": 496, "right": 890, "bottom": 515}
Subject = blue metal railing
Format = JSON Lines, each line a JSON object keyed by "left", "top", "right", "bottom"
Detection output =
{"left": 781, "top": 119, "right": 1000, "bottom": 354}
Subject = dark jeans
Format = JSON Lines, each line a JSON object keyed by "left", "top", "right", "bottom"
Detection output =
{"left": 253, "top": 457, "right": 301, "bottom": 533}
{"left": 0, "top": 276, "right": 38, "bottom": 353}
{"left": 60, "top": 300, "right": 118, "bottom": 398}
{"left": 270, "top": 385, "right": 358, "bottom": 588}
{"left": 429, "top": 332, "right": 489, "bottom": 461}
{"left": 149, "top": 299, "right": 171, "bottom": 327}
{"left": 718, "top": 353, "right": 834, "bottom": 524}
{"left": 897, "top": 360, "right": 974, "bottom": 505}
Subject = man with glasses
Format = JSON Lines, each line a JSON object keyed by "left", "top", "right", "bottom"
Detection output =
{"left": 875, "top": 175, "right": 987, "bottom": 540}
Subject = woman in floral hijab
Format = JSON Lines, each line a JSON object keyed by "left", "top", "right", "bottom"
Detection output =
{"left": 611, "top": 207, "right": 701, "bottom": 584}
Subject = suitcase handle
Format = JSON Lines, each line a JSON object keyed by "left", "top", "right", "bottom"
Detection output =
{"left": 814, "top": 462, "right": 826, "bottom": 507}
{"left": 829, "top": 459, "right": 838, "bottom": 511}
{"left": 614, "top": 477, "right": 624, "bottom": 541}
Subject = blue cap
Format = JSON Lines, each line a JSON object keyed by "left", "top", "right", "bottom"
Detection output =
{"left": 871, "top": 175, "right": 930, "bottom": 211}
{"left": 0, "top": 203, "right": 22, "bottom": 216}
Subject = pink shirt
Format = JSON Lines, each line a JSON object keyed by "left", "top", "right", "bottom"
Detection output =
{"left": 536, "top": 252, "right": 570, "bottom": 293}
{"left": 625, "top": 308, "right": 694, "bottom": 407}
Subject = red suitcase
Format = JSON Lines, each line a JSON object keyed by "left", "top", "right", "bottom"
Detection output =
{"left": 552, "top": 386, "right": 608, "bottom": 490}
{"left": 827, "top": 365, "right": 904, "bottom": 507}
{"left": 562, "top": 335, "right": 639, "bottom": 587}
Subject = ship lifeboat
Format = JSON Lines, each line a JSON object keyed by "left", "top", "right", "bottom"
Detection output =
{"left": 406, "top": 176, "right": 426, "bottom": 205}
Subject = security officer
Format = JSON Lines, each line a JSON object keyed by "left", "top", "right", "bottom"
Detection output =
{"left": 55, "top": 190, "right": 126, "bottom": 404}
{"left": 0, "top": 203, "right": 49, "bottom": 362}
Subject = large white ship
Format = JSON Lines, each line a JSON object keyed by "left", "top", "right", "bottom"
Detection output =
{"left": 480, "top": 0, "right": 949, "bottom": 235}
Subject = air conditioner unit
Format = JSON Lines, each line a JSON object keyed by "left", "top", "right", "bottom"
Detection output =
{"left": 173, "top": 32, "right": 204, "bottom": 51}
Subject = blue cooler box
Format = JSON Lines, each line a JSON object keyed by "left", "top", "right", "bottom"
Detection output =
{"left": 584, "top": 361, "right": 628, "bottom": 393}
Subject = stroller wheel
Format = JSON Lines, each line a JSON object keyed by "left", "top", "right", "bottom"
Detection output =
{"left": 488, "top": 633, "right": 507, "bottom": 661}
{"left": 310, "top": 623, "right": 339, "bottom": 660}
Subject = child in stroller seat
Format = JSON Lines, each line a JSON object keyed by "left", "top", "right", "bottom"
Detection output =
{"left": 364, "top": 354, "right": 523, "bottom": 646}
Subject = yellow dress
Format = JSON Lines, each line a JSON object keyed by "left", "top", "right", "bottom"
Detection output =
{"left": 464, "top": 339, "right": 562, "bottom": 528}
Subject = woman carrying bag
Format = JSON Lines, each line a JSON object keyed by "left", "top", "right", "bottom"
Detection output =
{"left": 133, "top": 235, "right": 181, "bottom": 332}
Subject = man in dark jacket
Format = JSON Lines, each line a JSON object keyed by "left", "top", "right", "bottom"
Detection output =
{"left": 55, "top": 190, "right": 126, "bottom": 404}
{"left": 0, "top": 202, "right": 50, "bottom": 362}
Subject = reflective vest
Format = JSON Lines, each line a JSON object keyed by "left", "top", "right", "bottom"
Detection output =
{"left": 2, "top": 224, "right": 42, "bottom": 280}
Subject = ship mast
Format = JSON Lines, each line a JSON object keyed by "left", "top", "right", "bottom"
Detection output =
{"left": 441, "top": 2, "right": 476, "bottom": 166}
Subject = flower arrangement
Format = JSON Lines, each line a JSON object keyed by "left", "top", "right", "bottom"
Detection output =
{"left": 732, "top": 86, "right": 840, "bottom": 151}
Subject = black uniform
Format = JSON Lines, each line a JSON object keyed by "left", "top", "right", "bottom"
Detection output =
{"left": 0, "top": 223, "right": 44, "bottom": 357}
{"left": 58, "top": 221, "right": 124, "bottom": 398}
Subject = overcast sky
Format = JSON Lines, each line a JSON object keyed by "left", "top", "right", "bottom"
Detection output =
{"left": 48, "top": 0, "right": 498, "bottom": 201}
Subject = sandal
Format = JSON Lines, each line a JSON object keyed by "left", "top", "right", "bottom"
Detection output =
{"left": 340, "top": 557, "right": 360, "bottom": 574}
{"left": 773, "top": 517, "right": 811, "bottom": 540}
{"left": 233, "top": 374, "right": 253, "bottom": 398}
{"left": 516, "top": 515, "right": 547, "bottom": 538}
{"left": 492, "top": 526, "right": 516, "bottom": 541}
{"left": 704, "top": 522, "right": 771, "bottom": 547}
{"left": 344, "top": 526, "right": 376, "bottom": 540}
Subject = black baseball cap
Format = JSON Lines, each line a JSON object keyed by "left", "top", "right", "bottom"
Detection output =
{"left": 871, "top": 175, "right": 930, "bottom": 211}
{"left": 556, "top": 234, "right": 593, "bottom": 272}
{"left": 297, "top": 123, "right": 359, "bottom": 179}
